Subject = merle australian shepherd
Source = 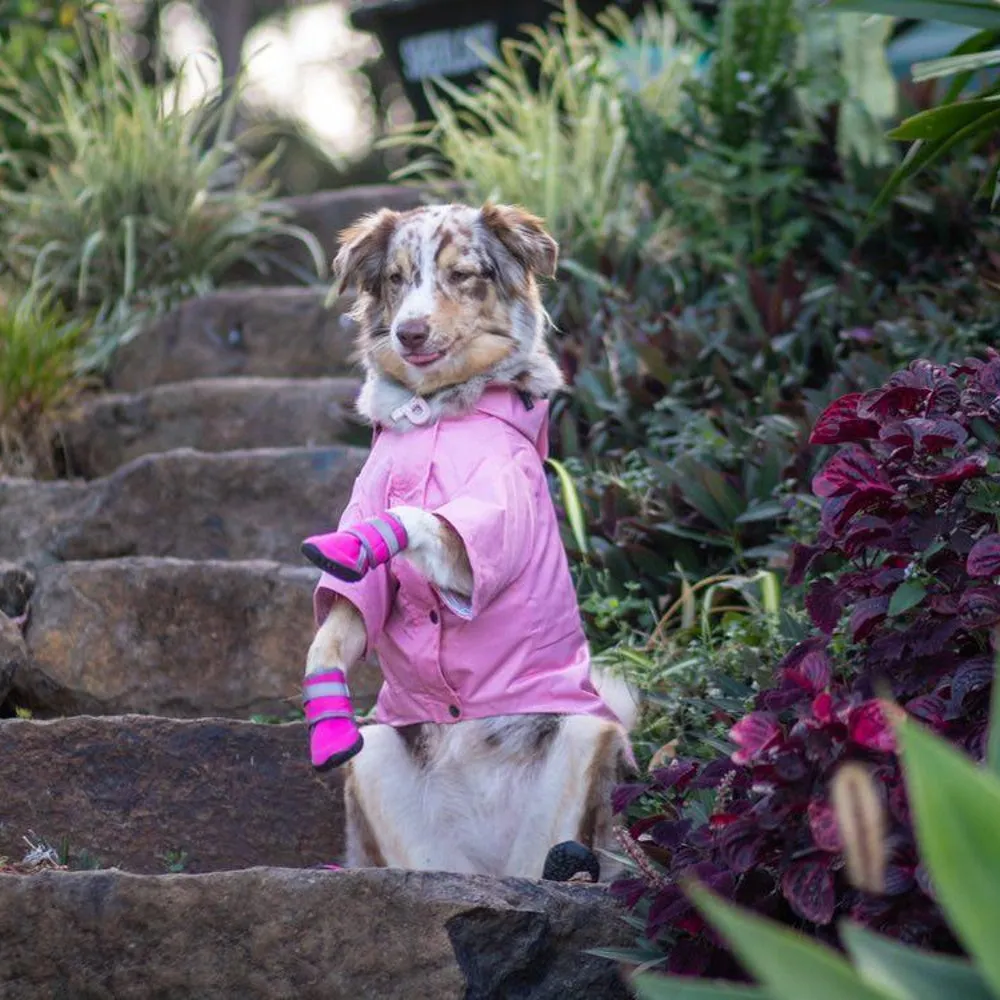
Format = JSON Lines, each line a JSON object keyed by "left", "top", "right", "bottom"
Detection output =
{"left": 301, "top": 202, "right": 639, "bottom": 882}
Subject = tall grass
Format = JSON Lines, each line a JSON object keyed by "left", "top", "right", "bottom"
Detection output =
{"left": 0, "top": 20, "right": 325, "bottom": 369}
{"left": 0, "top": 291, "right": 87, "bottom": 476}
{"left": 384, "top": 1, "right": 700, "bottom": 271}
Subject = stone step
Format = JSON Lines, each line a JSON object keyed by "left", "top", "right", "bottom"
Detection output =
{"left": 0, "top": 445, "right": 366, "bottom": 566}
{"left": 56, "top": 376, "right": 366, "bottom": 479}
{"left": 109, "top": 287, "right": 359, "bottom": 391}
{"left": 0, "top": 715, "right": 342, "bottom": 874}
{"left": 12, "top": 557, "right": 381, "bottom": 719}
{"left": 0, "top": 868, "right": 630, "bottom": 999}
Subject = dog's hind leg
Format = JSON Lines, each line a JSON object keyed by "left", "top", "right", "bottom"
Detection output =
{"left": 501, "top": 715, "right": 633, "bottom": 881}
{"left": 343, "top": 723, "right": 481, "bottom": 872}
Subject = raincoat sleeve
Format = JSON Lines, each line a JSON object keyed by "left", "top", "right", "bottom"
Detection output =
{"left": 313, "top": 492, "right": 393, "bottom": 658}
{"left": 431, "top": 453, "right": 537, "bottom": 621}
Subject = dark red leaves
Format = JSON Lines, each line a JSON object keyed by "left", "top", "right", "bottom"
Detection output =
{"left": 967, "top": 534, "right": 1000, "bottom": 578}
{"left": 916, "top": 454, "right": 988, "bottom": 485}
{"left": 848, "top": 701, "right": 895, "bottom": 753}
{"left": 806, "top": 579, "right": 842, "bottom": 635}
{"left": 812, "top": 445, "right": 895, "bottom": 500}
{"left": 810, "top": 393, "right": 880, "bottom": 445}
{"left": 849, "top": 596, "right": 890, "bottom": 642}
{"left": 611, "top": 783, "right": 649, "bottom": 815}
{"left": 785, "top": 649, "right": 832, "bottom": 693}
{"left": 781, "top": 860, "right": 836, "bottom": 925}
{"left": 611, "top": 361, "right": 998, "bottom": 972}
{"left": 808, "top": 800, "right": 842, "bottom": 853}
{"left": 730, "top": 713, "right": 781, "bottom": 765}
{"left": 959, "top": 587, "right": 1000, "bottom": 628}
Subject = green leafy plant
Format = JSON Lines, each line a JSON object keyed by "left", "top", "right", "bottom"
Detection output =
{"left": 0, "top": 290, "right": 86, "bottom": 475}
{"left": 833, "top": 0, "right": 1000, "bottom": 210}
{"left": 158, "top": 848, "right": 189, "bottom": 874}
{"left": 386, "top": 1, "right": 698, "bottom": 272}
{"left": 0, "top": 1, "right": 108, "bottom": 186}
{"left": 625, "top": 0, "right": 898, "bottom": 276}
{"left": 631, "top": 660, "right": 1000, "bottom": 999}
{"left": 593, "top": 574, "right": 806, "bottom": 768}
{"left": 0, "top": 17, "right": 325, "bottom": 368}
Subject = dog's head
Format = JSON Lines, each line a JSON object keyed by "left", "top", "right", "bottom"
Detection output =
{"left": 333, "top": 202, "right": 558, "bottom": 395}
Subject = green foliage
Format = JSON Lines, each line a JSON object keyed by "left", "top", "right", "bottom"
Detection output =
{"left": 0, "top": 289, "right": 85, "bottom": 474}
{"left": 385, "top": 1, "right": 698, "bottom": 271}
{"left": 0, "top": 1, "right": 107, "bottom": 185}
{"left": 833, "top": 0, "right": 1000, "bottom": 209}
{"left": 631, "top": 653, "right": 1000, "bottom": 1000}
{"left": 594, "top": 589, "right": 807, "bottom": 766}
{"left": 625, "top": 0, "right": 897, "bottom": 273}
{"left": 0, "top": 18, "right": 325, "bottom": 368}
{"left": 158, "top": 848, "right": 189, "bottom": 874}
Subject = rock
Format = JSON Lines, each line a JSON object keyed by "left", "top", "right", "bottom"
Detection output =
{"left": 0, "top": 479, "right": 89, "bottom": 570}
{"left": 56, "top": 377, "right": 366, "bottom": 478}
{"left": 0, "top": 562, "right": 34, "bottom": 619}
{"left": 109, "top": 287, "right": 359, "bottom": 391}
{"left": 0, "top": 613, "right": 27, "bottom": 705}
{"left": 15, "top": 557, "right": 381, "bottom": 718}
{"left": 0, "top": 446, "right": 367, "bottom": 566}
{"left": 0, "top": 867, "right": 633, "bottom": 999}
{"left": 0, "top": 715, "right": 343, "bottom": 874}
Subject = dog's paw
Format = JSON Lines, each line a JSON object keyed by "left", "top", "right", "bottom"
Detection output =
{"left": 542, "top": 840, "right": 600, "bottom": 883}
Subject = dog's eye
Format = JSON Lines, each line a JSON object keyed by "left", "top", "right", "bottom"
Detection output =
{"left": 387, "top": 272, "right": 404, "bottom": 287}
{"left": 449, "top": 269, "right": 476, "bottom": 284}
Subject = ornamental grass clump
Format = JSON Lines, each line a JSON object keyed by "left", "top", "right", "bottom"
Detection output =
{"left": 0, "top": 20, "right": 324, "bottom": 368}
{"left": 385, "top": 1, "right": 698, "bottom": 272}
{"left": 0, "top": 290, "right": 87, "bottom": 476}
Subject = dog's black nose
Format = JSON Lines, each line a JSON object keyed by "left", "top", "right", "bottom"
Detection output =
{"left": 397, "top": 319, "right": 430, "bottom": 352}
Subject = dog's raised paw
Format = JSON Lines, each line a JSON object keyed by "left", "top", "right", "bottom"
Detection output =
{"left": 542, "top": 840, "right": 600, "bottom": 883}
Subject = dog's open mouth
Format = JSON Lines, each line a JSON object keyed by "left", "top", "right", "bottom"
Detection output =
{"left": 403, "top": 351, "right": 445, "bottom": 368}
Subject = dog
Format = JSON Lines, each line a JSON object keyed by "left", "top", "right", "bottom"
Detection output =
{"left": 300, "top": 201, "right": 639, "bottom": 881}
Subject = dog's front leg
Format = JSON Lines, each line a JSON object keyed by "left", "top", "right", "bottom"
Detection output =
{"left": 303, "top": 598, "right": 368, "bottom": 769}
{"left": 306, "top": 598, "right": 367, "bottom": 677}
{"left": 388, "top": 506, "right": 473, "bottom": 600}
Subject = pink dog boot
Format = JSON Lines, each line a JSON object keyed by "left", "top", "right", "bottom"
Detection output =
{"left": 301, "top": 512, "right": 408, "bottom": 583}
{"left": 303, "top": 669, "right": 363, "bottom": 770}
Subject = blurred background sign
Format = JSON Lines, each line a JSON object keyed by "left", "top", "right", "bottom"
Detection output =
{"left": 347, "top": 0, "right": 644, "bottom": 121}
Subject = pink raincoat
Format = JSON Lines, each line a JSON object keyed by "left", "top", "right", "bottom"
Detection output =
{"left": 314, "top": 387, "right": 620, "bottom": 728}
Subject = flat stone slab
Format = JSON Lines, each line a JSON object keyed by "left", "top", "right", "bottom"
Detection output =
{"left": 56, "top": 376, "right": 365, "bottom": 478}
{"left": 14, "top": 557, "right": 381, "bottom": 719}
{"left": 0, "top": 445, "right": 367, "bottom": 566}
{"left": 0, "top": 867, "right": 632, "bottom": 999}
{"left": 0, "top": 716, "right": 343, "bottom": 874}
{"left": 109, "top": 287, "right": 360, "bottom": 391}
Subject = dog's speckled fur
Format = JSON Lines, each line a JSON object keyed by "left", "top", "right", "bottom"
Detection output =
{"left": 334, "top": 202, "right": 565, "bottom": 431}
{"left": 306, "top": 202, "right": 639, "bottom": 879}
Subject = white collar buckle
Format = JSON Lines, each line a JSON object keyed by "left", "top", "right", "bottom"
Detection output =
{"left": 389, "top": 395, "right": 432, "bottom": 427}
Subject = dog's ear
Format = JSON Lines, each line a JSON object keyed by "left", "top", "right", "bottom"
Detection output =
{"left": 479, "top": 203, "right": 558, "bottom": 280}
{"left": 333, "top": 209, "right": 400, "bottom": 294}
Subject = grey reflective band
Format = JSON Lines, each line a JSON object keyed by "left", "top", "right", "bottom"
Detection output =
{"left": 371, "top": 516, "right": 404, "bottom": 556}
{"left": 303, "top": 681, "right": 351, "bottom": 701}
{"left": 306, "top": 709, "right": 355, "bottom": 724}
{"left": 350, "top": 529, "right": 375, "bottom": 566}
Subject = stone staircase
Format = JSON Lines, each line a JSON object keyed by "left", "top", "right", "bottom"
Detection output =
{"left": 0, "top": 186, "right": 633, "bottom": 999}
